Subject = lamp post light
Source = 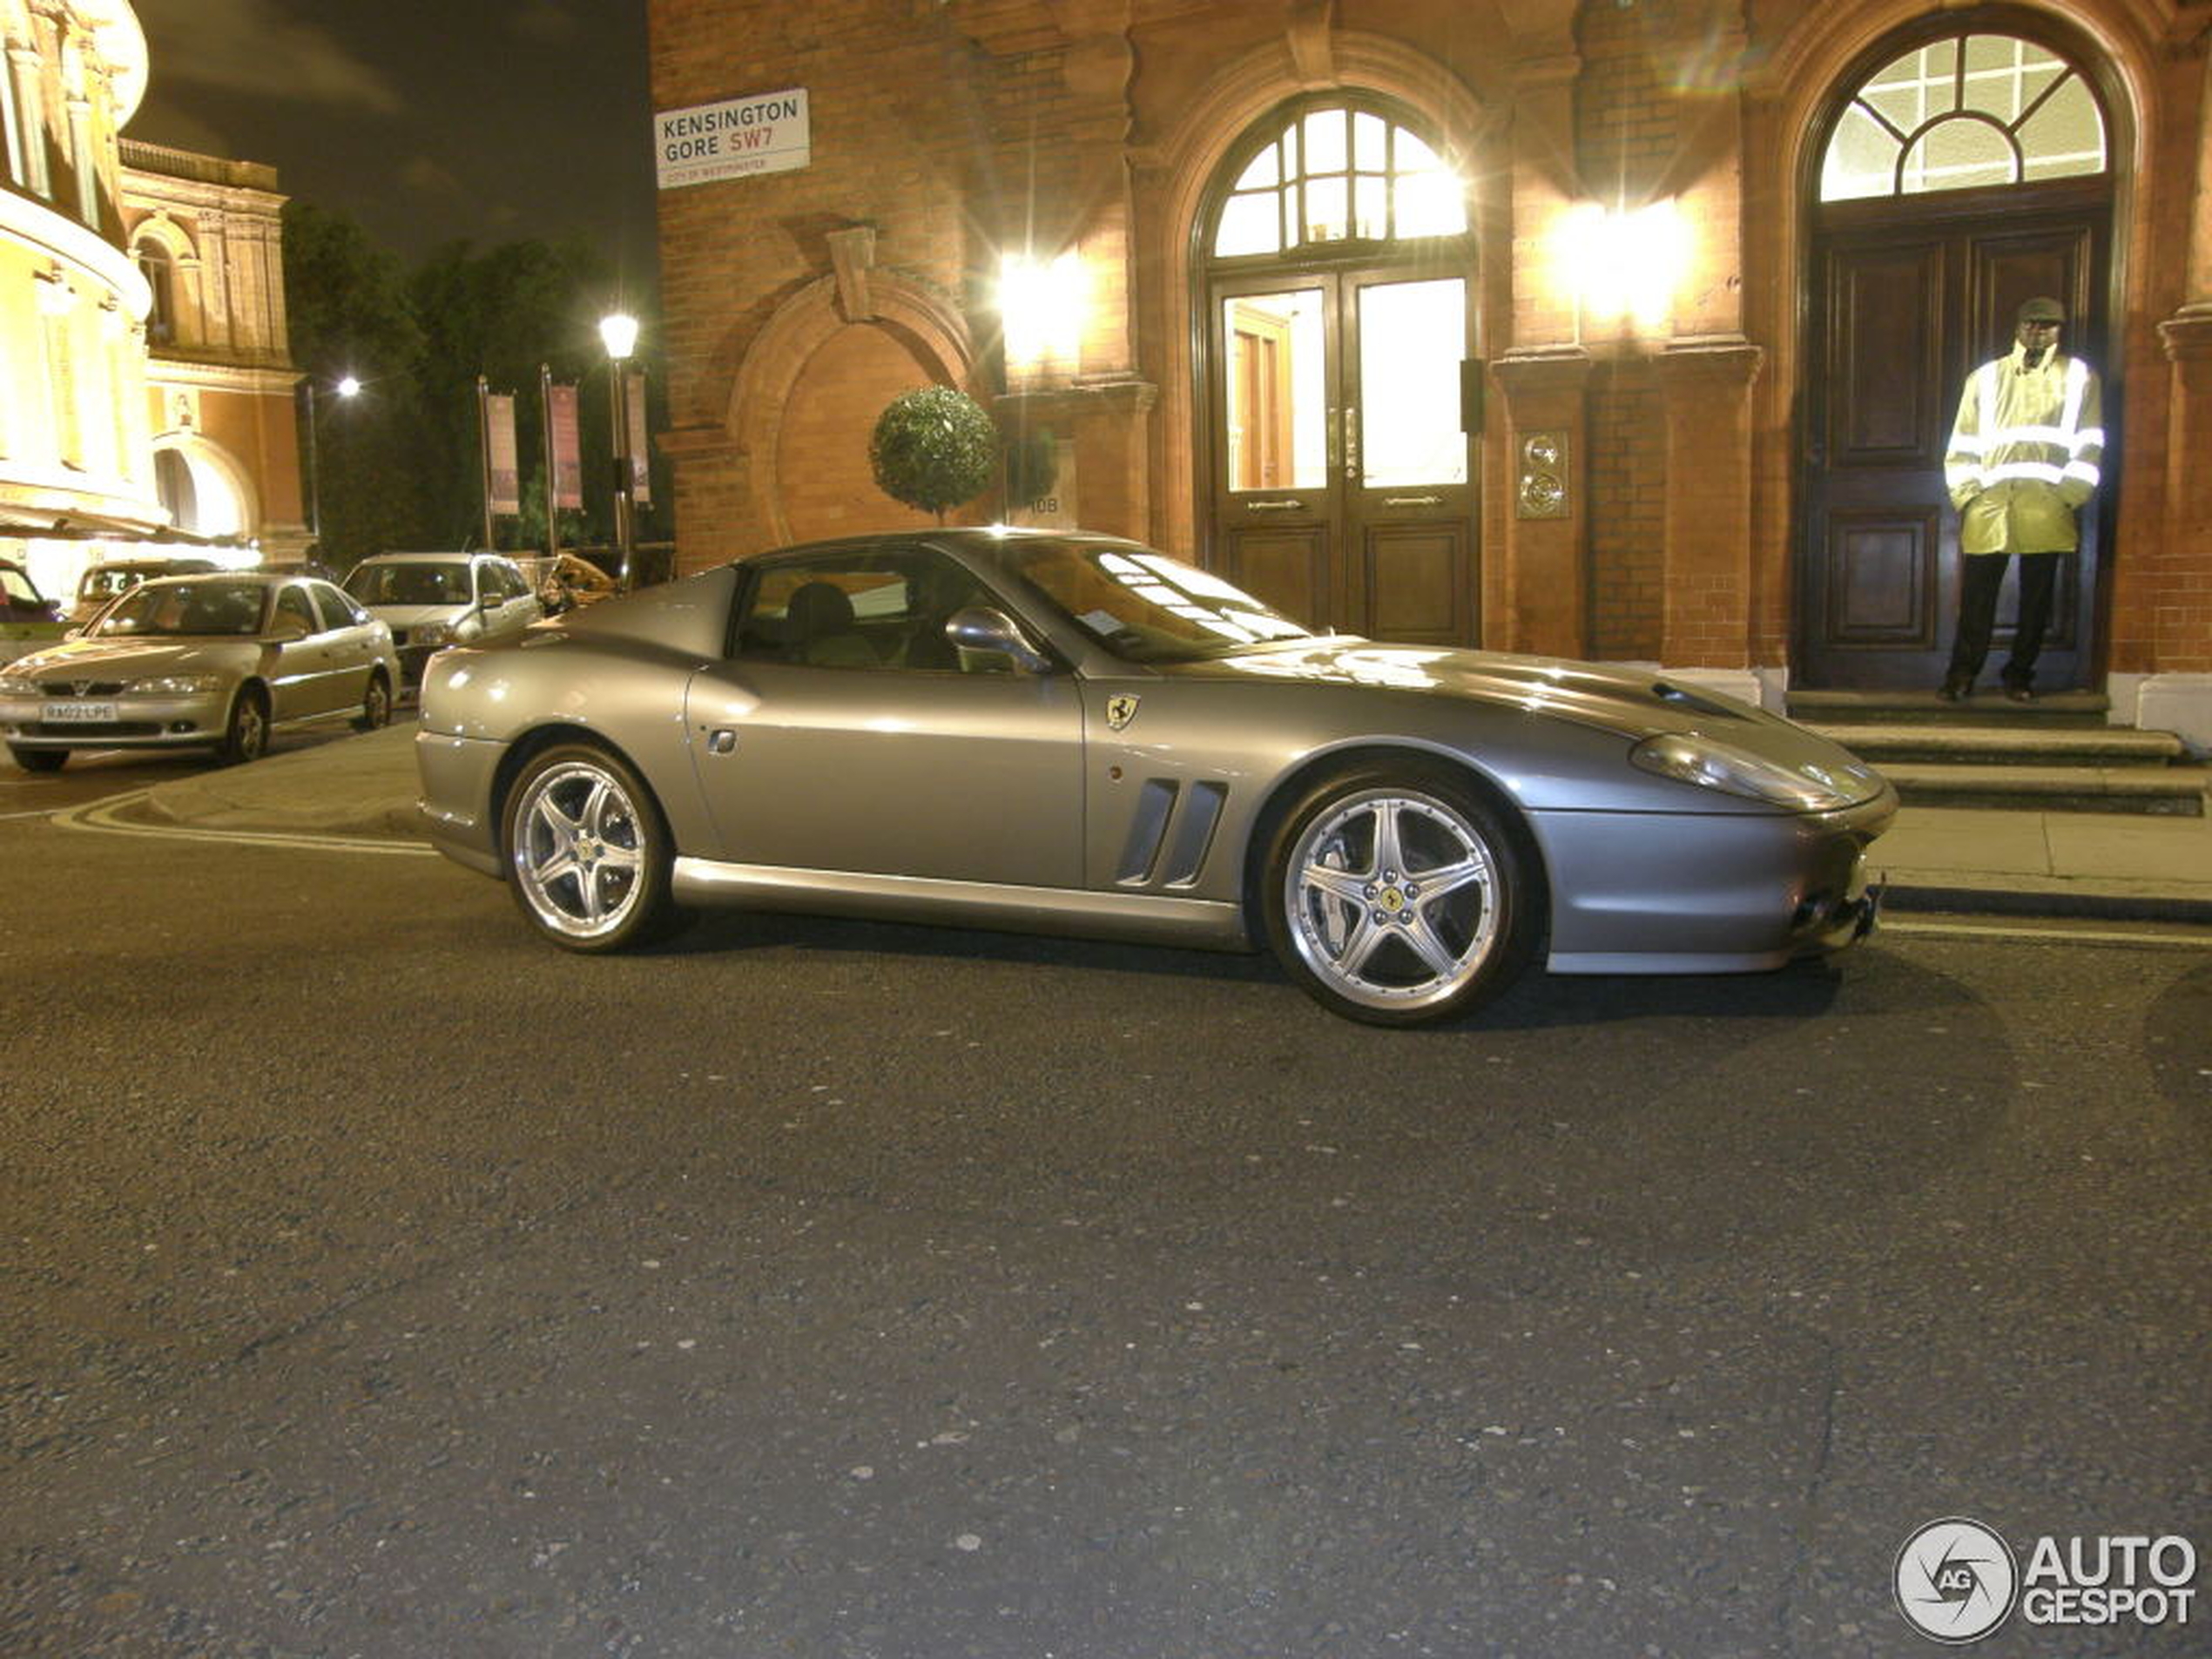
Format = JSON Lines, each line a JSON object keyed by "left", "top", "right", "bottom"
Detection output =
{"left": 598, "top": 312, "right": 639, "bottom": 589}
{"left": 300, "top": 373, "right": 360, "bottom": 545}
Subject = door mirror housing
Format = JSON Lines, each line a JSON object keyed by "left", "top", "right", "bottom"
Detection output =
{"left": 944, "top": 606, "right": 1052, "bottom": 674}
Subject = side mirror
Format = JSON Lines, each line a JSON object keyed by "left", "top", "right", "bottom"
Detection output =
{"left": 945, "top": 606, "right": 1052, "bottom": 674}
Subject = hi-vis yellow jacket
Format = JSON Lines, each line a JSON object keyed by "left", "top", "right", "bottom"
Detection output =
{"left": 1944, "top": 346, "right": 2103, "bottom": 554}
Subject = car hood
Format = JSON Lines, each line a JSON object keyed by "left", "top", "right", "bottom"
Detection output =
{"left": 1174, "top": 639, "right": 1888, "bottom": 799}
{"left": 6, "top": 637, "right": 256, "bottom": 678}
{"left": 360, "top": 604, "right": 469, "bottom": 628}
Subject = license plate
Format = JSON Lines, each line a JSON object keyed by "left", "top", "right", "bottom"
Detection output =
{"left": 42, "top": 700, "right": 118, "bottom": 724}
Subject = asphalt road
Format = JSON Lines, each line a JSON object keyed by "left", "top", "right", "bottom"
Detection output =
{"left": 2, "top": 796, "right": 2207, "bottom": 1657}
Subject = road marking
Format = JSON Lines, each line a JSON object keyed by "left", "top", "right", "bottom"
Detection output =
{"left": 54, "top": 788, "right": 440, "bottom": 857}
{"left": 1884, "top": 916, "right": 2212, "bottom": 949}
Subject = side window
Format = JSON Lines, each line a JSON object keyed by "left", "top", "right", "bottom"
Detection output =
{"left": 733, "top": 558, "right": 914, "bottom": 670}
{"left": 732, "top": 549, "right": 1013, "bottom": 673}
{"left": 275, "top": 584, "right": 317, "bottom": 635}
{"left": 486, "top": 563, "right": 521, "bottom": 601}
{"left": 312, "top": 583, "right": 364, "bottom": 630}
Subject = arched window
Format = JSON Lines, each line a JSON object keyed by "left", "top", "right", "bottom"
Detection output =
{"left": 1211, "top": 103, "right": 1467, "bottom": 259}
{"left": 1821, "top": 32, "right": 2106, "bottom": 201}
{"left": 136, "top": 239, "right": 175, "bottom": 345}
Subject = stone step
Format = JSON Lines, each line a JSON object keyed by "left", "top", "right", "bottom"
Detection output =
{"left": 1811, "top": 723, "right": 2187, "bottom": 768}
{"left": 1786, "top": 687, "right": 2109, "bottom": 728}
{"left": 1873, "top": 761, "right": 2208, "bottom": 816}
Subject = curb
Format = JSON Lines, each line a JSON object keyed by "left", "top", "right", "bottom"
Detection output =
{"left": 1883, "top": 880, "right": 2212, "bottom": 925}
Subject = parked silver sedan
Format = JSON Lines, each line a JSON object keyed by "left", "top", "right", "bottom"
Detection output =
{"left": 416, "top": 529, "right": 1895, "bottom": 1024}
{"left": 0, "top": 571, "right": 400, "bottom": 772}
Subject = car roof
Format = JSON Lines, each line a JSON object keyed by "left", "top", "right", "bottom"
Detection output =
{"left": 127, "top": 570, "right": 294, "bottom": 590}
{"left": 354, "top": 550, "right": 511, "bottom": 565}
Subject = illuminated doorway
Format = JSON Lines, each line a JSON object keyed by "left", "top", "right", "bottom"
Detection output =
{"left": 1199, "top": 98, "right": 1477, "bottom": 644}
{"left": 1799, "top": 25, "right": 2114, "bottom": 690}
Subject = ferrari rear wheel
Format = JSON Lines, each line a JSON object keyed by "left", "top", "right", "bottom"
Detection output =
{"left": 503, "top": 744, "right": 685, "bottom": 951}
{"left": 1264, "top": 765, "right": 1538, "bottom": 1026}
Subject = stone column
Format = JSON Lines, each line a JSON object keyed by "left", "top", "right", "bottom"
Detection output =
{"left": 1488, "top": 347, "right": 1592, "bottom": 658}
{"left": 1656, "top": 337, "right": 1763, "bottom": 667}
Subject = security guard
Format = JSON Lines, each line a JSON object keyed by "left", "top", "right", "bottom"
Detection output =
{"left": 1939, "top": 295, "right": 2103, "bottom": 703}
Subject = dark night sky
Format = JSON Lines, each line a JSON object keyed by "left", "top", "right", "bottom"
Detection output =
{"left": 125, "top": 0, "right": 661, "bottom": 296}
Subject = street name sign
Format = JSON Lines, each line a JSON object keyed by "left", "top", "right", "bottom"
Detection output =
{"left": 655, "top": 91, "right": 809, "bottom": 190}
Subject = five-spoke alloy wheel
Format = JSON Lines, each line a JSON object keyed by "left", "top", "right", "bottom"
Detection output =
{"left": 1264, "top": 766, "right": 1538, "bottom": 1025}
{"left": 503, "top": 744, "right": 684, "bottom": 951}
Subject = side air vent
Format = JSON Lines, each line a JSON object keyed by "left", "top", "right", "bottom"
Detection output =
{"left": 1115, "top": 779, "right": 1179, "bottom": 885}
{"left": 1159, "top": 780, "right": 1226, "bottom": 888}
{"left": 1114, "top": 779, "right": 1231, "bottom": 888}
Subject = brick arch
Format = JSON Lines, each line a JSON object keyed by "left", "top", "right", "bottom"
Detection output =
{"left": 1133, "top": 30, "right": 1502, "bottom": 558}
{"left": 725, "top": 272, "right": 977, "bottom": 546}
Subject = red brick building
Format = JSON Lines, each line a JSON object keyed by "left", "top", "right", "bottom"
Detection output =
{"left": 644, "top": 0, "right": 2212, "bottom": 727}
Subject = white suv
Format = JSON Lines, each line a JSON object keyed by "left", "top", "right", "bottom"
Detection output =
{"left": 343, "top": 552, "right": 543, "bottom": 686}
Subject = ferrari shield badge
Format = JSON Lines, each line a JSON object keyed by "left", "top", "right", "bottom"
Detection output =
{"left": 1106, "top": 693, "right": 1141, "bottom": 732}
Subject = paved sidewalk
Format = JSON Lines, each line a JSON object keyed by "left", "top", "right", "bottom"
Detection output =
{"left": 111, "top": 720, "right": 2212, "bottom": 923}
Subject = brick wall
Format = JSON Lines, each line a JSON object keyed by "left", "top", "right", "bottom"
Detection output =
{"left": 1586, "top": 357, "right": 1662, "bottom": 659}
{"left": 1575, "top": 0, "right": 1681, "bottom": 660}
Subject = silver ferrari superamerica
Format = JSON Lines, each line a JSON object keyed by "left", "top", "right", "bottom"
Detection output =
{"left": 415, "top": 529, "right": 1893, "bottom": 1025}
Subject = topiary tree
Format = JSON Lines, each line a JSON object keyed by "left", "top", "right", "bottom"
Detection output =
{"left": 870, "top": 386, "right": 999, "bottom": 523}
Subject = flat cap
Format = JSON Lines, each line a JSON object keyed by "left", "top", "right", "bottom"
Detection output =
{"left": 2017, "top": 295, "right": 2067, "bottom": 324}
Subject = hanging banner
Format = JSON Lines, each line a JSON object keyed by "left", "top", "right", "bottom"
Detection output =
{"left": 624, "top": 370, "right": 651, "bottom": 506}
{"left": 655, "top": 89, "right": 809, "bottom": 190}
{"left": 548, "top": 382, "right": 583, "bottom": 510}
{"left": 486, "top": 393, "right": 521, "bottom": 516}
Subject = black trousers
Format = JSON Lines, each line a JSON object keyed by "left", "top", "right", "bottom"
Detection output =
{"left": 1947, "top": 551, "right": 2062, "bottom": 685}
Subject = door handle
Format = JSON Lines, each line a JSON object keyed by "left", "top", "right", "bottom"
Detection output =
{"left": 1244, "top": 499, "right": 1305, "bottom": 512}
{"left": 1384, "top": 495, "right": 1443, "bottom": 507}
{"left": 1344, "top": 407, "right": 1360, "bottom": 482}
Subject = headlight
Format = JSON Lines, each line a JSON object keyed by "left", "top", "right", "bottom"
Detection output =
{"left": 0, "top": 675, "right": 41, "bottom": 698}
{"left": 1629, "top": 732, "right": 1865, "bottom": 810}
{"left": 126, "top": 674, "right": 224, "bottom": 696}
{"left": 413, "top": 623, "right": 454, "bottom": 648}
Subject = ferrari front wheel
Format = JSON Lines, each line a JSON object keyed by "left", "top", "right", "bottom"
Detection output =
{"left": 1263, "top": 765, "right": 1539, "bottom": 1026}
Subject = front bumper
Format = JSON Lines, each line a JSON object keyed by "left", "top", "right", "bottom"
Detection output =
{"left": 1, "top": 690, "right": 232, "bottom": 748}
{"left": 1531, "top": 785, "right": 1898, "bottom": 974}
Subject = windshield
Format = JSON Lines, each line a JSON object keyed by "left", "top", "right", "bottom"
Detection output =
{"left": 1008, "top": 541, "right": 1317, "bottom": 664}
{"left": 347, "top": 562, "right": 473, "bottom": 606}
{"left": 93, "top": 580, "right": 266, "bottom": 637}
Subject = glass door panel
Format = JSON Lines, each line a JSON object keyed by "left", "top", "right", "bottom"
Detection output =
{"left": 1223, "top": 290, "right": 1326, "bottom": 492}
{"left": 1356, "top": 278, "right": 1467, "bottom": 488}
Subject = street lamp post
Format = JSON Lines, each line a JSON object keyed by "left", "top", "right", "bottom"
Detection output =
{"left": 598, "top": 313, "right": 638, "bottom": 589}
{"left": 300, "top": 374, "right": 360, "bottom": 548}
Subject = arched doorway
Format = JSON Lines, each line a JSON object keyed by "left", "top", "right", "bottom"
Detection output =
{"left": 1797, "top": 21, "right": 2114, "bottom": 691}
{"left": 153, "top": 436, "right": 250, "bottom": 538}
{"left": 1197, "top": 95, "right": 1478, "bottom": 644}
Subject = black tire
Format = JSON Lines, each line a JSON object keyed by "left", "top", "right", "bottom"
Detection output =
{"left": 354, "top": 671, "right": 393, "bottom": 732}
{"left": 9, "top": 745, "right": 65, "bottom": 773}
{"left": 216, "top": 686, "right": 269, "bottom": 765}
{"left": 501, "top": 743, "right": 687, "bottom": 952}
{"left": 1260, "top": 762, "right": 1540, "bottom": 1026}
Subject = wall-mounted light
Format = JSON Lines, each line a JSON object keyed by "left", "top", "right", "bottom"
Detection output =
{"left": 1558, "top": 199, "right": 1688, "bottom": 336}
{"left": 999, "top": 252, "right": 1086, "bottom": 374}
{"left": 34, "top": 269, "right": 76, "bottom": 317}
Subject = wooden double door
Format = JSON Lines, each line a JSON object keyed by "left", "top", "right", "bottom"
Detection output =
{"left": 1206, "top": 264, "right": 1476, "bottom": 644}
{"left": 1800, "top": 180, "right": 2110, "bottom": 689}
